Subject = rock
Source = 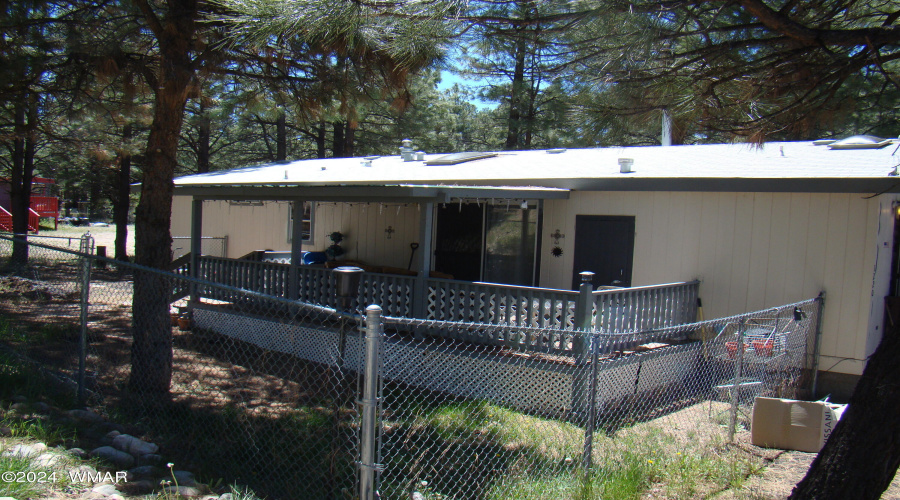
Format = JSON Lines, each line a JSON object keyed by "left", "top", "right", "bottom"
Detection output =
{"left": 119, "top": 479, "right": 157, "bottom": 495}
{"left": 200, "top": 496, "right": 220, "bottom": 500}
{"left": 90, "top": 446, "right": 135, "bottom": 469}
{"left": 127, "top": 465, "right": 161, "bottom": 479}
{"left": 49, "top": 414, "right": 77, "bottom": 427}
{"left": 135, "top": 453, "right": 163, "bottom": 466}
{"left": 160, "top": 485, "right": 204, "bottom": 497}
{"left": 32, "top": 401, "right": 52, "bottom": 413}
{"left": 99, "top": 422, "right": 125, "bottom": 451}
{"left": 2, "top": 442, "right": 48, "bottom": 459}
{"left": 108, "top": 495, "right": 126, "bottom": 500}
{"left": 69, "top": 409, "right": 104, "bottom": 424}
{"left": 11, "top": 395, "right": 27, "bottom": 403}
{"left": 0, "top": 425, "right": 10, "bottom": 437}
{"left": 10, "top": 402, "right": 29, "bottom": 413}
{"left": 91, "top": 483, "right": 120, "bottom": 496}
{"left": 33, "top": 451, "right": 65, "bottom": 467}
{"left": 112, "top": 434, "right": 158, "bottom": 456}
{"left": 68, "top": 464, "right": 99, "bottom": 484}
{"left": 172, "top": 470, "right": 197, "bottom": 486}
{"left": 68, "top": 447, "right": 90, "bottom": 459}
{"left": 218, "top": 494, "right": 234, "bottom": 500}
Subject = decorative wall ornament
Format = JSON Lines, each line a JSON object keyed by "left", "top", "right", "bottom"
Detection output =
{"left": 550, "top": 229, "right": 565, "bottom": 245}
{"left": 385, "top": 226, "right": 395, "bottom": 239}
{"left": 551, "top": 246, "right": 563, "bottom": 258}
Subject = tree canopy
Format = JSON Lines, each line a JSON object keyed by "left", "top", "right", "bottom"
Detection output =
{"left": 569, "top": 0, "right": 900, "bottom": 141}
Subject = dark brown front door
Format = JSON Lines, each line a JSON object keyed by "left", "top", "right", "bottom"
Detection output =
{"left": 571, "top": 215, "right": 635, "bottom": 289}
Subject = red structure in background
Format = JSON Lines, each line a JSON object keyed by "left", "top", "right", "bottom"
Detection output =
{"left": 0, "top": 177, "right": 60, "bottom": 233}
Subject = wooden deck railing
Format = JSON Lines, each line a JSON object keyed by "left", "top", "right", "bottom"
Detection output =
{"left": 593, "top": 281, "right": 700, "bottom": 333}
{"left": 185, "top": 255, "right": 699, "bottom": 354}
{"left": 425, "top": 279, "right": 581, "bottom": 328}
{"left": 0, "top": 206, "right": 40, "bottom": 233}
{"left": 30, "top": 196, "right": 58, "bottom": 216}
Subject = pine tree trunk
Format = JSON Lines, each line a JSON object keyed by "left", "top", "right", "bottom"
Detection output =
{"left": 113, "top": 123, "right": 132, "bottom": 261}
{"left": 10, "top": 96, "right": 36, "bottom": 268}
{"left": 197, "top": 104, "right": 211, "bottom": 173}
{"left": 130, "top": 0, "right": 198, "bottom": 397}
{"left": 332, "top": 121, "right": 346, "bottom": 157}
{"left": 315, "top": 123, "right": 326, "bottom": 159}
{"left": 504, "top": 35, "right": 526, "bottom": 151}
{"left": 276, "top": 110, "right": 287, "bottom": 161}
{"left": 789, "top": 297, "right": 900, "bottom": 499}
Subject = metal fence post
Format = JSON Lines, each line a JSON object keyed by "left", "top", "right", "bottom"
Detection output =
{"left": 572, "top": 272, "right": 594, "bottom": 424}
{"left": 360, "top": 305, "right": 383, "bottom": 500}
{"left": 728, "top": 317, "right": 746, "bottom": 442}
{"left": 77, "top": 232, "right": 94, "bottom": 404}
{"left": 810, "top": 291, "right": 826, "bottom": 398}
{"left": 582, "top": 332, "right": 600, "bottom": 470}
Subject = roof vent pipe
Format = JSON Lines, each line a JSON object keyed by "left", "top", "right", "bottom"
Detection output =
{"left": 661, "top": 109, "right": 672, "bottom": 147}
{"left": 415, "top": 151, "right": 425, "bottom": 161}
{"left": 399, "top": 139, "right": 415, "bottom": 161}
{"left": 619, "top": 158, "right": 634, "bottom": 173}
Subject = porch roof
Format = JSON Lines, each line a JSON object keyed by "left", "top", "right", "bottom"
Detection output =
{"left": 175, "top": 183, "right": 570, "bottom": 202}
{"left": 173, "top": 140, "right": 900, "bottom": 195}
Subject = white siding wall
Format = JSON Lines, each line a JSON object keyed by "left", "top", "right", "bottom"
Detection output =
{"left": 540, "top": 191, "right": 897, "bottom": 377}
{"left": 173, "top": 191, "right": 896, "bottom": 377}
{"left": 312, "top": 202, "right": 420, "bottom": 270}
{"left": 171, "top": 198, "right": 292, "bottom": 258}
{"left": 171, "top": 196, "right": 420, "bottom": 270}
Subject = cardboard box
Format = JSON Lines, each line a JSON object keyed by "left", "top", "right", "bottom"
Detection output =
{"left": 750, "top": 397, "right": 846, "bottom": 453}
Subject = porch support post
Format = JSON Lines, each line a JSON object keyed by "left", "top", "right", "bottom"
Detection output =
{"left": 413, "top": 201, "right": 434, "bottom": 319}
{"left": 289, "top": 200, "right": 305, "bottom": 300}
{"left": 188, "top": 197, "right": 202, "bottom": 308}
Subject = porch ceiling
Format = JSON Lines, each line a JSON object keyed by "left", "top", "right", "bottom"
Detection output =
{"left": 175, "top": 183, "right": 570, "bottom": 203}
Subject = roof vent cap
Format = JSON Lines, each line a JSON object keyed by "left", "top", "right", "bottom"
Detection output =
{"left": 400, "top": 139, "right": 415, "bottom": 161}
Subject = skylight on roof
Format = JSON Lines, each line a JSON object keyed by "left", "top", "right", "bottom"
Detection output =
{"left": 826, "top": 135, "right": 894, "bottom": 150}
{"left": 424, "top": 152, "right": 498, "bottom": 166}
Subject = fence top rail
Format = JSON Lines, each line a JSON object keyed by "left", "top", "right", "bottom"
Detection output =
{"left": 2, "top": 232, "right": 87, "bottom": 241}
{"left": 592, "top": 280, "right": 700, "bottom": 296}
{"left": 382, "top": 312, "right": 586, "bottom": 338}
{"left": 172, "top": 236, "right": 228, "bottom": 240}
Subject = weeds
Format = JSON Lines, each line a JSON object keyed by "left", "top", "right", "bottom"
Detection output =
{"left": 0, "top": 454, "right": 49, "bottom": 498}
{"left": 1, "top": 417, "right": 74, "bottom": 446}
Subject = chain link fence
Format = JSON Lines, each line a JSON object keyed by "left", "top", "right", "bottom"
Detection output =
{"left": 0, "top": 234, "right": 359, "bottom": 499}
{"left": 0, "top": 233, "right": 824, "bottom": 499}
{"left": 369, "top": 295, "right": 822, "bottom": 499}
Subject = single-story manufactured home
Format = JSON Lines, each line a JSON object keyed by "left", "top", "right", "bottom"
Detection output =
{"left": 171, "top": 137, "right": 900, "bottom": 399}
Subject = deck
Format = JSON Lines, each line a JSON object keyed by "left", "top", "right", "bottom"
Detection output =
{"left": 176, "top": 254, "right": 700, "bottom": 356}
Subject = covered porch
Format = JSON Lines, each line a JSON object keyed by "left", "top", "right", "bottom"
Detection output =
{"left": 172, "top": 182, "right": 700, "bottom": 352}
